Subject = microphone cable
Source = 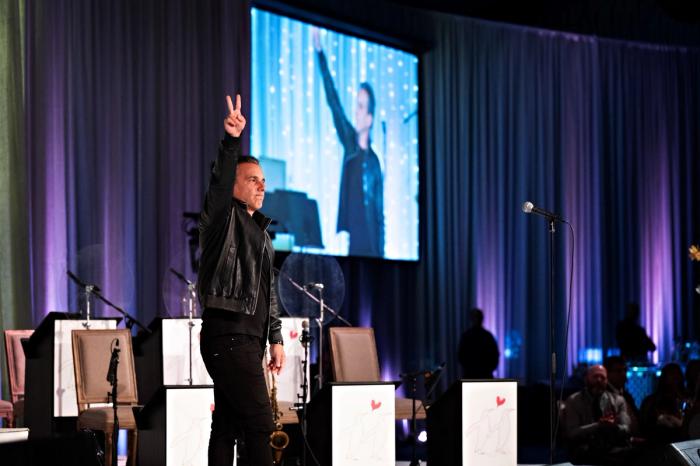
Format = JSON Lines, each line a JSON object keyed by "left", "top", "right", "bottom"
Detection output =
{"left": 551, "top": 220, "right": 575, "bottom": 454}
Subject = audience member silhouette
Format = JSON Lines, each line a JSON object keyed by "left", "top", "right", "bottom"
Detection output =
{"left": 604, "top": 356, "right": 640, "bottom": 436}
{"left": 639, "top": 362, "right": 687, "bottom": 444}
{"left": 458, "top": 308, "right": 499, "bottom": 379}
{"left": 560, "top": 365, "right": 632, "bottom": 465}
{"left": 616, "top": 302, "right": 656, "bottom": 363}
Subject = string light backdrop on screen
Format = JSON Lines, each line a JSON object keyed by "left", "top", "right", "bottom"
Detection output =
{"left": 250, "top": 7, "right": 420, "bottom": 261}
{"left": 277, "top": 253, "right": 345, "bottom": 323}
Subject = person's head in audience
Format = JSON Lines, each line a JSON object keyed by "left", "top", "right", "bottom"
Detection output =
{"left": 585, "top": 364, "right": 608, "bottom": 397}
{"left": 469, "top": 308, "right": 484, "bottom": 329}
{"left": 657, "top": 363, "right": 685, "bottom": 398}
{"left": 604, "top": 356, "right": 627, "bottom": 391}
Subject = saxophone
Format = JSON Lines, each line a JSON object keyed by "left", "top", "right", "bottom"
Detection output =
{"left": 269, "top": 373, "right": 290, "bottom": 465}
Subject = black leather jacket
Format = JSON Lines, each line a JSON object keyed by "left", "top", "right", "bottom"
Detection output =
{"left": 196, "top": 135, "right": 283, "bottom": 345}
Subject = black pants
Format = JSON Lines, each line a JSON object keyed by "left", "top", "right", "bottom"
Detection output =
{"left": 200, "top": 333, "right": 274, "bottom": 466}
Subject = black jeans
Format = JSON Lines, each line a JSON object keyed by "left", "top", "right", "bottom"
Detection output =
{"left": 200, "top": 333, "right": 274, "bottom": 466}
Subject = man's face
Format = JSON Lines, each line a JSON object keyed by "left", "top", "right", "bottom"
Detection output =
{"left": 607, "top": 363, "right": 627, "bottom": 390}
{"left": 355, "top": 88, "right": 373, "bottom": 134}
{"left": 585, "top": 366, "right": 608, "bottom": 396}
{"left": 233, "top": 162, "right": 265, "bottom": 213}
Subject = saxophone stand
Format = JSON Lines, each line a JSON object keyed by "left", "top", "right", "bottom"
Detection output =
{"left": 107, "top": 338, "right": 121, "bottom": 466}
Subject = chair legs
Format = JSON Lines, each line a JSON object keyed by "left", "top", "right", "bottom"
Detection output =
{"left": 100, "top": 429, "right": 138, "bottom": 466}
{"left": 104, "top": 430, "right": 114, "bottom": 466}
{"left": 127, "top": 430, "right": 138, "bottom": 466}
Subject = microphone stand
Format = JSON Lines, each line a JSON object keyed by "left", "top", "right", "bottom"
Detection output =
{"left": 106, "top": 339, "right": 120, "bottom": 466}
{"left": 315, "top": 286, "right": 325, "bottom": 391}
{"left": 170, "top": 268, "right": 197, "bottom": 385}
{"left": 523, "top": 208, "right": 561, "bottom": 465}
{"left": 67, "top": 271, "right": 97, "bottom": 328}
{"left": 548, "top": 218, "right": 556, "bottom": 465}
{"left": 67, "top": 271, "right": 151, "bottom": 334}
{"left": 399, "top": 366, "right": 442, "bottom": 466}
{"left": 273, "top": 267, "right": 352, "bottom": 327}
{"left": 294, "top": 325, "right": 313, "bottom": 466}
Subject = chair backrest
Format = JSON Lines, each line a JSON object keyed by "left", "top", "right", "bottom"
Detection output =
{"left": 4, "top": 330, "right": 34, "bottom": 403}
{"left": 328, "top": 327, "right": 381, "bottom": 382}
{"left": 71, "top": 329, "right": 138, "bottom": 410}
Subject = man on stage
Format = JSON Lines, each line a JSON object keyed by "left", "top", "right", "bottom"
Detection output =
{"left": 197, "top": 93, "right": 285, "bottom": 466}
{"left": 313, "top": 28, "right": 385, "bottom": 258}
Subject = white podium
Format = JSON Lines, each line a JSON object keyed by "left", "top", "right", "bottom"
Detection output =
{"left": 428, "top": 379, "right": 518, "bottom": 466}
{"left": 308, "top": 382, "right": 396, "bottom": 466}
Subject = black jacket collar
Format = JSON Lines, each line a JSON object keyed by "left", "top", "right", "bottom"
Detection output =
{"left": 233, "top": 198, "right": 272, "bottom": 231}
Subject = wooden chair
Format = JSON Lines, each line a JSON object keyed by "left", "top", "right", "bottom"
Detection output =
{"left": 72, "top": 329, "right": 138, "bottom": 466}
{"left": 328, "top": 327, "right": 426, "bottom": 420}
{"left": 3, "top": 329, "right": 34, "bottom": 426}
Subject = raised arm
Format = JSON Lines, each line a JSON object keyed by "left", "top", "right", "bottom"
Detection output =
{"left": 313, "top": 29, "right": 356, "bottom": 152}
{"left": 199, "top": 94, "right": 247, "bottom": 236}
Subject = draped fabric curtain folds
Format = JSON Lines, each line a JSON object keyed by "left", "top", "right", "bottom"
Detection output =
{"left": 2, "top": 3, "right": 699, "bottom": 388}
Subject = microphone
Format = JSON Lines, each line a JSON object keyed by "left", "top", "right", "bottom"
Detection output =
{"left": 106, "top": 339, "right": 120, "bottom": 385}
{"left": 305, "top": 282, "right": 324, "bottom": 290}
{"left": 170, "top": 267, "right": 193, "bottom": 285}
{"left": 522, "top": 201, "right": 564, "bottom": 222}
{"left": 300, "top": 320, "right": 312, "bottom": 346}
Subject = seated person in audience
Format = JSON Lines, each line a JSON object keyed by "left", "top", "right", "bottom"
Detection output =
{"left": 639, "top": 362, "right": 687, "bottom": 444}
{"left": 685, "top": 359, "right": 700, "bottom": 399}
{"left": 561, "top": 365, "right": 632, "bottom": 465}
{"left": 604, "top": 356, "right": 640, "bottom": 436}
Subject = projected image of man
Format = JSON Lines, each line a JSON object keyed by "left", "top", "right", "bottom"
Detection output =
{"left": 313, "top": 28, "right": 385, "bottom": 257}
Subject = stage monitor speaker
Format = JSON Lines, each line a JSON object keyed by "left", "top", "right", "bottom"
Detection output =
{"left": 669, "top": 439, "right": 700, "bottom": 466}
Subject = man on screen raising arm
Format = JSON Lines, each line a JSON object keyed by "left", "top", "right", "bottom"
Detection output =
{"left": 313, "top": 28, "right": 385, "bottom": 257}
{"left": 197, "top": 94, "right": 285, "bottom": 466}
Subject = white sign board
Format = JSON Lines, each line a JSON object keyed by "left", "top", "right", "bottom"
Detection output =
{"left": 331, "top": 384, "right": 395, "bottom": 466}
{"left": 162, "top": 319, "right": 212, "bottom": 385}
{"left": 461, "top": 380, "right": 517, "bottom": 466}
{"left": 165, "top": 387, "right": 216, "bottom": 466}
{"left": 53, "top": 319, "right": 117, "bottom": 417}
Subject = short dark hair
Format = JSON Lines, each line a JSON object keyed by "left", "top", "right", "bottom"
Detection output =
{"left": 469, "top": 308, "right": 484, "bottom": 326}
{"left": 237, "top": 155, "right": 260, "bottom": 166}
{"left": 359, "top": 82, "right": 376, "bottom": 118}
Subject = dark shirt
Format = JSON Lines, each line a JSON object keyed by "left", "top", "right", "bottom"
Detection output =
{"left": 616, "top": 320, "right": 656, "bottom": 362}
{"left": 317, "top": 50, "right": 384, "bottom": 257}
{"left": 202, "top": 246, "right": 270, "bottom": 339}
{"left": 458, "top": 326, "right": 499, "bottom": 379}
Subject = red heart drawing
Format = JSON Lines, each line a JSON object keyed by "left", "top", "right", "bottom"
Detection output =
{"left": 371, "top": 400, "right": 382, "bottom": 411}
{"left": 210, "top": 403, "right": 216, "bottom": 412}
{"left": 496, "top": 396, "right": 506, "bottom": 407}
{"left": 290, "top": 330, "right": 299, "bottom": 339}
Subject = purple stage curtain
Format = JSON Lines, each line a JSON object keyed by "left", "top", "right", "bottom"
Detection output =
{"left": 13, "top": 1, "right": 700, "bottom": 386}
{"left": 24, "top": 0, "right": 251, "bottom": 323}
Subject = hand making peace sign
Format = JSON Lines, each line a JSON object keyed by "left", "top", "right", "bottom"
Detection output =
{"left": 224, "top": 94, "right": 246, "bottom": 137}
